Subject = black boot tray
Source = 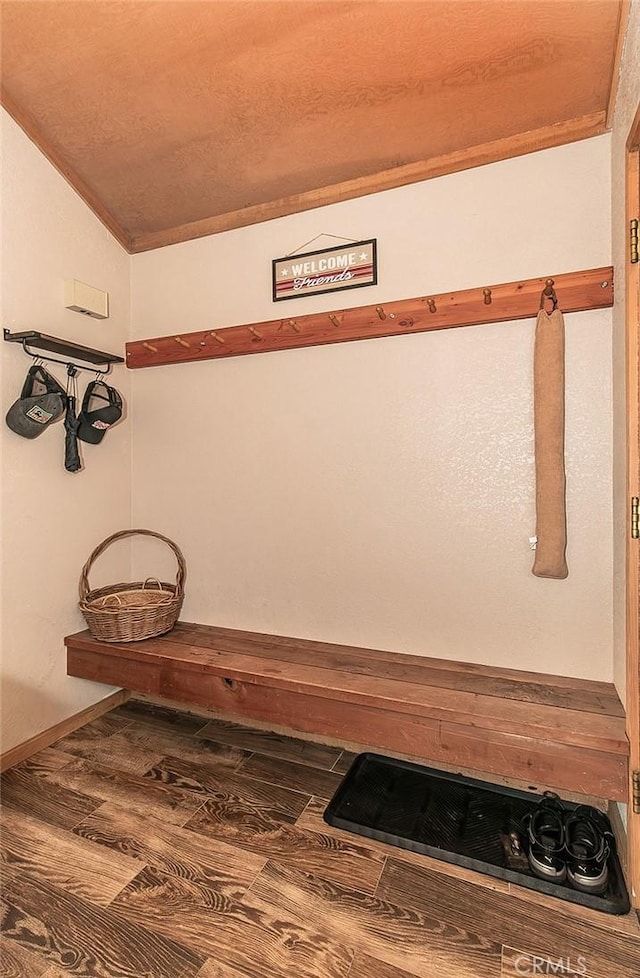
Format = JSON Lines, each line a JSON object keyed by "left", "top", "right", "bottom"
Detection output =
{"left": 323, "top": 753, "right": 630, "bottom": 915}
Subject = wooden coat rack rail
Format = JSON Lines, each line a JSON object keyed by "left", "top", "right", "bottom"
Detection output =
{"left": 126, "top": 266, "right": 613, "bottom": 369}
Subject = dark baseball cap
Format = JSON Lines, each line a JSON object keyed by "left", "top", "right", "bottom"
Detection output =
{"left": 5, "top": 365, "right": 66, "bottom": 439}
{"left": 77, "top": 380, "right": 123, "bottom": 444}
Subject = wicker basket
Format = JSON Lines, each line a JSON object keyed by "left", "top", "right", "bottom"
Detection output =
{"left": 79, "top": 529, "right": 186, "bottom": 642}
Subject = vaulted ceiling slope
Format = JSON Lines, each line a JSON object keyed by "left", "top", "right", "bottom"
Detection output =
{"left": 0, "top": 0, "right": 628, "bottom": 253}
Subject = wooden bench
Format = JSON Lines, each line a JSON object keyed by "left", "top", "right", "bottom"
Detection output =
{"left": 65, "top": 622, "right": 628, "bottom": 801}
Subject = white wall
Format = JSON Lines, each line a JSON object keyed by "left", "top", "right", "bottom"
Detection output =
{"left": 130, "top": 136, "right": 613, "bottom": 681}
{"left": 611, "top": 0, "right": 640, "bottom": 704}
{"left": 0, "top": 109, "right": 131, "bottom": 752}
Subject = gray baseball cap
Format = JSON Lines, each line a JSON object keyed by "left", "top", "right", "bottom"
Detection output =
{"left": 6, "top": 365, "right": 66, "bottom": 439}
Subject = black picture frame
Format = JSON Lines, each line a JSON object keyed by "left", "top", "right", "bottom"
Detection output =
{"left": 272, "top": 238, "right": 377, "bottom": 302}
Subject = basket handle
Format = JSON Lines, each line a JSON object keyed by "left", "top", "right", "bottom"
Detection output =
{"left": 79, "top": 529, "right": 186, "bottom": 602}
{"left": 141, "top": 577, "right": 174, "bottom": 605}
{"left": 142, "top": 577, "right": 163, "bottom": 591}
{"left": 102, "top": 593, "right": 123, "bottom": 606}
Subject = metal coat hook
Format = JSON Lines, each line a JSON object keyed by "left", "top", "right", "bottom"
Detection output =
{"left": 539, "top": 278, "right": 558, "bottom": 312}
{"left": 15, "top": 339, "right": 112, "bottom": 375}
{"left": 427, "top": 298, "right": 437, "bottom": 313}
{"left": 483, "top": 288, "right": 492, "bottom": 305}
{"left": 4, "top": 329, "right": 123, "bottom": 374}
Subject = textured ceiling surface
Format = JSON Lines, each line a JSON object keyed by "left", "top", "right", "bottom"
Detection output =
{"left": 0, "top": 0, "right": 623, "bottom": 250}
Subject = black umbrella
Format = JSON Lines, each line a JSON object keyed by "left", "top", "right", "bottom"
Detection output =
{"left": 64, "top": 367, "right": 82, "bottom": 473}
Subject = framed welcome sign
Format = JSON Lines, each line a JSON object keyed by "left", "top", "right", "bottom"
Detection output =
{"left": 272, "top": 239, "right": 377, "bottom": 302}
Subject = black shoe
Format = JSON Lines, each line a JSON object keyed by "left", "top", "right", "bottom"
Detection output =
{"left": 564, "top": 805, "right": 612, "bottom": 895}
{"left": 523, "top": 792, "right": 567, "bottom": 884}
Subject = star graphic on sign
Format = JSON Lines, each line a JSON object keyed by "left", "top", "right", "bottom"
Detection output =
{"left": 359, "top": 252, "right": 368, "bottom": 261}
{"left": 281, "top": 268, "right": 289, "bottom": 276}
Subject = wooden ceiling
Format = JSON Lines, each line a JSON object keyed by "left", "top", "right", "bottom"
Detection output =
{"left": 0, "top": 0, "right": 628, "bottom": 253}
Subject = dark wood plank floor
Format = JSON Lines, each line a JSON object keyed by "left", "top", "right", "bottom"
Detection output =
{"left": 1, "top": 699, "right": 639, "bottom": 978}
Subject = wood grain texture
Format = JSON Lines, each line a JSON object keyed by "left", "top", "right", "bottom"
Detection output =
{"left": 165, "top": 624, "right": 622, "bottom": 697}
{"left": 43, "top": 757, "right": 204, "bottom": 826}
{"left": 144, "top": 754, "right": 310, "bottom": 822}
{"left": 65, "top": 630, "right": 627, "bottom": 751}
{"left": 348, "top": 953, "right": 428, "bottom": 978}
{"left": 295, "top": 800, "right": 640, "bottom": 941}
{"left": 1, "top": 764, "right": 99, "bottom": 830}
{"left": 437, "top": 722, "right": 628, "bottom": 802}
{"left": 506, "top": 876, "right": 640, "bottom": 941}
{"left": 13, "top": 747, "right": 76, "bottom": 776}
{"left": 52, "top": 720, "right": 166, "bottom": 777}
{"left": 108, "top": 718, "right": 249, "bottom": 772}
{"left": 113, "top": 700, "right": 210, "bottom": 735}
{"left": 332, "top": 751, "right": 359, "bottom": 775}
{"left": 125, "top": 268, "right": 614, "bottom": 368}
{"left": 138, "top": 692, "right": 606, "bottom": 801}
{"left": 67, "top": 645, "right": 162, "bottom": 693}
{"left": 0, "top": 689, "right": 130, "bottom": 772}
{"left": 625, "top": 111, "right": 640, "bottom": 908}
{"left": 112, "top": 864, "right": 354, "bottom": 978}
{"left": 73, "top": 803, "right": 265, "bottom": 909}
{"left": 132, "top": 682, "right": 444, "bottom": 780}
{"left": 196, "top": 718, "right": 342, "bottom": 770}
{"left": 55, "top": 714, "right": 132, "bottom": 740}
{"left": 66, "top": 625, "right": 628, "bottom": 800}
{"left": 0, "top": 935, "right": 68, "bottom": 978}
{"left": 1, "top": 865, "right": 204, "bottom": 978}
{"left": 1, "top": 698, "right": 637, "bottom": 978}
{"left": 0, "top": 807, "right": 140, "bottom": 908}
{"left": 377, "top": 857, "right": 640, "bottom": 978}
{"left": 195, "top": 960, "right": 253, "bottom": 978}
{"left": 169, "top": 623, "right": 625, "bottom": 715}
{"left": 249, "top": 859, "right": 501, "bottom": 978}
{"left": 1, "top": 2, "right": 619, "bottom": 248}
{"left": 295, "top": 796, "right": 507, "bottom": 895}
{"left": 238, "top": 753, "right": 344, "bottom": 800}
{"left": 184, "top": 799, "right": 385, "bottom": 894}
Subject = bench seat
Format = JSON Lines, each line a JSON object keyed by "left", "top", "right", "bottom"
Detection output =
{"left": 65, "top": 621, "right": 628, "bottom": 801}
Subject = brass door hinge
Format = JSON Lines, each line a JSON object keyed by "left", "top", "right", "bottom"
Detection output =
{"left": 633, "top": 770, "right": 640, "bottom": 815}
{"left": 632, "top": 497, "right": 640, "bottom": 539}
{"left": 631, "top": 218, "right": 639, "bottom": 264}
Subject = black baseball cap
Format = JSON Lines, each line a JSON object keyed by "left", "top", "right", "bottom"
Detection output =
{"left": 77, "top": 380, "right": 123, "bottom": 444}
{"left": 5, "top": 365, "right": 66, "bottom": 439}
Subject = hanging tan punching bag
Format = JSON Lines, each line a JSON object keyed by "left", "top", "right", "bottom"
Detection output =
{"left": 532, "top": 300, "right": 568, "bottom": 580}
